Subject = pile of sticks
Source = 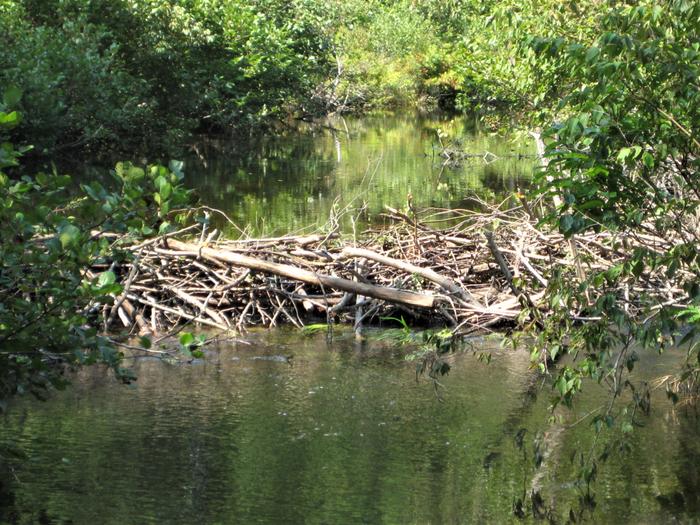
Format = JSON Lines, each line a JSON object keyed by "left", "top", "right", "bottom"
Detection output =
{"left": 98, "top": 199, "right": 683, "bottom": 337}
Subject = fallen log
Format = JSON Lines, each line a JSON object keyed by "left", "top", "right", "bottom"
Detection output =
{"left": 339, "top": 246, "right": 473, "bottom": 303}
{"left": 167, "top": 239, "right": 436, "bottom": 309}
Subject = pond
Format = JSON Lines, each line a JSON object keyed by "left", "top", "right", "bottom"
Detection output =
{"left": 0, "top": 330, "right": 698, "bottom": 524}
{"left": 3, "top": 115, "right": 699, "bottom": 524}
{"left": 184, "top": 112, "right": 535, "bottom": 235}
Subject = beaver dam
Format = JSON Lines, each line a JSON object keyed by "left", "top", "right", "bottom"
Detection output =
{"left": 98, "top": 197, "right": 681, "bottom": 338}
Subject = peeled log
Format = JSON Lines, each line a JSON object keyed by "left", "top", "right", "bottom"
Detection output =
{"left": 340, "top": 246, "right": 471, "bottom": 302}
{"left": 167, "top": 240, "right": 435, "bottom": 309}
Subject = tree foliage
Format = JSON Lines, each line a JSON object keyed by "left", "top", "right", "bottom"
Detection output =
{"left": 0, "top": 90, "right": 196, "bottom": 409}
{"left": 0, "top": 0, "right": 332, "bottom": 153}
{"left": 525, "top": 0, "right": 700, "bottom": 406}
{"left": 492, "top": 2, "right": 700, "bottom": 515}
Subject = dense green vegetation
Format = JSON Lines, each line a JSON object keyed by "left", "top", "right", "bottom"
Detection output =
{"left": 2, "top": 0, "right": 700, "bottom": 519}
{"left": 0, "top": 0, "right": 596, "bottom": 154}
{"left": 527, "top": 1, "right": 700, "bottom": 422}
{"left": 0, "top": 88, "right": 198, "bottom": 405}
{"left": 491, "top": 2, "right": 700, "bottom": 516}
{"left": 1, "top": 0, "right": 331, "bottom": 153}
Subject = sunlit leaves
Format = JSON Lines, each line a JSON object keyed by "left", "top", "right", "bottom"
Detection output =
{"left": 179, "top": 331, "right": 206, "bottom": 359}
{"left": 553, "top": 367, "right": 582, "bottom": 408}
{"left": 58, "top": 223, "right": 81, "bottom": 249}
{"left": 520, "top": 0, "right": 700, "bottom": 437}
{"left": 1, "top": 0, "right": 332, "bottom": 152}
{"left": 0, "top": 116, "right": 197, "bottom": 405}
{"left": 92, "top": 271, "right": 123, "bottom": 296}
{"left": 115, "top": 162, "right": 145, "bottom": 184}
{"left": 0, "top": 111, "right": 20, "bottom": 127}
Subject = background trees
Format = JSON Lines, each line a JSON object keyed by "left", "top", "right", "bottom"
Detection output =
{"left": 0, "top": 0, "right": 331, "bottom": 153}
{"left": 1, "top": 0, "right": 595, "bottom": 154}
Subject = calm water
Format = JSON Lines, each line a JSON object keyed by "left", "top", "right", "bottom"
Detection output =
{"left": 185, "top": 112, "right": 535, "bottom": 235}
{"left": 5, "top": 117, "right": 699, "bottom": 523}
{"left": 0, "top": 330, "right": 698, "bottom": 524}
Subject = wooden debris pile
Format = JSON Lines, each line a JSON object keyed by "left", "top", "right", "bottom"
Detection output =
{"left": 99, "top": 200, "right": 682, "bottom": 336}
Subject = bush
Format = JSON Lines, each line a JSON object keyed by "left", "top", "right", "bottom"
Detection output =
{"left": 0, "top": 3, "right": 155, "bottom": 152}
{"left": 0, "top": 0, "right": 332, "bottom": 154}
{"left": 331, "top": 1, "right": 455, "bottom": 110}
{"left": 0, "top": 91, "right": 195, "bottom": 408}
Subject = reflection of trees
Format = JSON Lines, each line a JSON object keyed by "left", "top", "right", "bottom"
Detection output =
{"left": 663, "top": 413, "right": 700, "bottom": 517}
{"left": 185, "top": 114, "right": 534, "bottom": 235}
{"left": 0, "top": 336, "right": 545, "bottom": 523}
{"left": 189, "top": 132, "right": 336, "bottom": 200}
{"left": 3, "top": 339, "right": 697, "bottom": 523}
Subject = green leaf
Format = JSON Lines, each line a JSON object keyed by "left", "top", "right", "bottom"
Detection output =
{"left": 0, "top": 111, "right": 21, "bottom": 127}
{"left": 559, "top": 214, "right": 574, "bottom": 234}
{"left": 3, "top": 86, "right": 22, "bottom": 107}
{"left": 35, "top": 173, "right": 49, "bottom": 186}
{"left": 158, "top": 178, "right": 172, "bottom": 200}
{"left": 179, "top": 332, "right": 195, "bottom": 347}
{"left": 97, "top": 271, "right": 116, "bottom": 287}
{"left": 631, "top": 258, "right": 644, "bottom": 278}
{"left": 617, "top": 147, "right": 632, "bottom": 162}
{"left": 127, "top": 166, "right": 145, "bottom": 182}
{"left": 577, "top": 199, "right": 604, "bottom": 211}
{"left": 556, "top": 376, "right": 567, "bottom": 397}
{"left": 679, "top": 306, "right": 700, "bottom": 323}
{"left": 58, "top": 224, "right": 81, "bottom": 249}
{"left": 115, "top": 162, "right": 144, "bottom": 182}
{"left": 585, "top": 47, "right": 600, "bottom": 63}
{"left": 82, "top": 182, "right": 105, "bottom": 201}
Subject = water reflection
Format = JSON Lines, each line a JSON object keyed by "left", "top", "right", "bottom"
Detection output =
{"left": 187, "top": 113, "right": 535, "bottom": 235}
{"left": 0, "top": 330, "right": 698, "bottom": 523}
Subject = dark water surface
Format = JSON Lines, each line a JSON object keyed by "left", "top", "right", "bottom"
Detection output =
{"left": 185, "top": 112, "right": 535, "bottom": 235}
{"left": 1, "top": 330, "right": 699, "bottom": 524}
